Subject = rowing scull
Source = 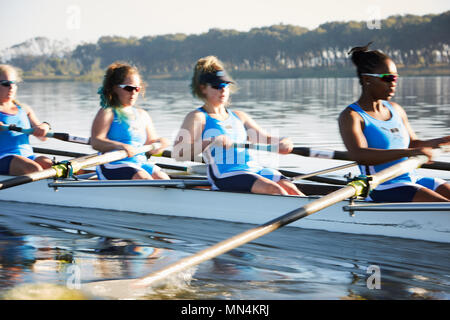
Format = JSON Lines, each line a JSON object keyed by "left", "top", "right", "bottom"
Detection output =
{"left": 0, "top": 175, "right": 448, "bottom": 243}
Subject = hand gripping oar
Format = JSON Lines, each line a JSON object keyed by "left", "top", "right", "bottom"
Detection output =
{"left": 0, "top": 124, "right": 91, "bottom": 145}
{"left": 0, "top": 144, "right": 160, "bottom": 190}
{"left": 82, "top": 153, "right": 431, "bottom": 298}
{"left": 290, "top": 146, "right": 450, "bottom": 171}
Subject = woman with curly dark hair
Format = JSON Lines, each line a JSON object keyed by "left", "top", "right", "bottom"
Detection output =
{"left": 91, "top": 62, "right": 170, "bottom": 180}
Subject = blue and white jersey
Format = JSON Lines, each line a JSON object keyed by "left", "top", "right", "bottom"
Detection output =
{"left": 0, "top": 104, "right": 34, "bottom": 158}
{"left": 105, "top": 107, "right": 147, "bottom": 165}
{"left": 199, "top": 107, "right": 263, "bottom": 177}
{"left": 347, "top": 101, "right": 412, "bottom": 186}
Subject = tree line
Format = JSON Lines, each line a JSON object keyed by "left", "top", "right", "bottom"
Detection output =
{"left": 8, "top": 11, "right": 450, "bottom": 80}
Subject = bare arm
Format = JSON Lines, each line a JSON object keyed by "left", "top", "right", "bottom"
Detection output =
{"left": 392, "top": 102, "right": 450, "bottom": 148}
{"left": 90, "top": 108, "right": 136, "bottom": 156}
{"left": 139, "top": 109, "right": 169, "bottom": 154}
{"left": 338, "top": 106, "right": 432, "bottom": 165}
{"left": 23, "top": 104, "right": 50, "bottom": 141}
{"left": 172, "top": 110, "right": 208, "bottom": 161}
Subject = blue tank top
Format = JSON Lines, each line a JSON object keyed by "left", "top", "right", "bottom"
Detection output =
{"left": 199, "top": 107, "right": 262, "bottom": 175}
{"left": 0, "top": 104, "right": 34, "bottom": 158}
{"left": 107, "top": 107, "right": 147, "bottom": 164}
{"left": 347, "top": 101, "right": 412, "bottom": 185}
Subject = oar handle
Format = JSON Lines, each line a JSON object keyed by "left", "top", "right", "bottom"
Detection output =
{"left": 292, "top": 146, "right": 350, "bottom": 160}
{"left": 1, "top": 124, "right": 33, "bottom": 134}
{"left": 0, "top": 124, "right": 91, "bottom": 145}
{"left": 232, "top": 143, "right": 277, "bottom": 152}
{"left": 292, "top": 146, "right": 450, "bottom": 172}
{"left": 50, "top": 132, "right": 91, "bottom": 144}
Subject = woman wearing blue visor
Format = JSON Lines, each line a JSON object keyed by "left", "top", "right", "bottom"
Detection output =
{"left": 173, "top": 56, "right": 304, "bottom": 195}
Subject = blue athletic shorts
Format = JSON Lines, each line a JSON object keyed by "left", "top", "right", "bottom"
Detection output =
{"left": 96, "top": 162, "right": 159, "bottom": 180}
{"left": 0, "top": 154, "right": 36, "bottom": 175}
{"left": 367, "top": 176, "right": 447, "bottom": 202}
{"left": 208, "top": 166, "right": 288, "bottom": 192}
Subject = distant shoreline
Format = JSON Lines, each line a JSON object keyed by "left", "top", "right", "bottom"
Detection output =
{"left": 22, "top": 65, "right": 450, "bottom": 82}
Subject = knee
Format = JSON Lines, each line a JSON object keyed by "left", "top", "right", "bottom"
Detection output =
{"left": 132, "top": 170, "right": 152, "bottom": 180}
{"left": 10, "top": 157, "right": 43, "bottom": 175}
{"left": 251, "top": 180, "right": 287, "bottom": 195}
{"left": 278, "top": 180, "right": 304, "bottom": 196}
{"left": 34, "top": 156, "right": 53, "bottom": 169}
{"left": 22, "top": 162, "right": 43, "bottom": 174}
{"left": 152, "top": 170, "right": 170, "bottom": 180}
{"left": 269, "top": 184, "right": 287, "bottom": 195}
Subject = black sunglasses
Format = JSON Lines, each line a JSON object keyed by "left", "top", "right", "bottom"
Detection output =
{"left": 118, "top": 84, "right": 141, "bottom": 92}
{"left": 0, "top": 80, "right": 17, "bottom": 87}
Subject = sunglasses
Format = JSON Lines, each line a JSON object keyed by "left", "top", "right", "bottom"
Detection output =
{"left": 0, "top": 80, "right": 17, "bottom": 87}
{"left": 211, "top": 82, "right": 230, "bottom": 90}
{"left": 361, "top": 73, "right": 398, "bottom": 83}
{"left": 118, "top": 84, "right": 141, "bottom": 92}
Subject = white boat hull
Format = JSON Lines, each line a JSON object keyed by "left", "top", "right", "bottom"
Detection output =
{"left": 0, "top": 175, "right": 449, "bottom": 243}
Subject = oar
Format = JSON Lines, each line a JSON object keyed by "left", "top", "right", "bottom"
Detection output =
{"left": 290, "top": 146, "right": 450, "bottom": 171}
{"left": 1, "top": 124, "right": 91, "bottom": 145}
{"left": 290, "top": 162, "right": 357, "bottom": 182}
{"left": 34, "top": 147, "right": 345, "bottom": 184}
{"left": 154, "top": 147, "right": 348, "bottom": 185}
{"left": 0, "top": 144, "right": 160, "bottom": 190}
{"left": 32, "top": 147, "right": 206, "bottom": 175}
{"left": 33, "top": 147, "right": 87, "bottom": 158}
{"left": 228, "top": 143, "right": 450, "bottom": 172}
{"left": 82, "top": 153, "right": 431, "bottom": 298}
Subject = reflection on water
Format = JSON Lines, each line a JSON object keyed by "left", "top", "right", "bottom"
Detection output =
{"left": 0, "top": 203, "right": 449, "bottom": 300}
{"left": 1, "top": 77, "right": 449, "bottom": 300}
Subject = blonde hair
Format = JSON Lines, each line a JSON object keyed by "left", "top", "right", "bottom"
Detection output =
{"left": 190, "top": 56, "right": 236, "bottom": 100}
{"left": 0, "top": 64, "right": 22, "bottom": 105}
{"left": 0, "top": 64, "right": 22, "bottom": 82}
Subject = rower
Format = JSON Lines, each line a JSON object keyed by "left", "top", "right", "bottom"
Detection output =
{"left": 173, "top": 56, "right": 304, "bottom": 196}
{"left": 338, "top": 43, "right": 450, "bottom": 202}
{"left": 90, "top": 62, "right": 170, "bottom": 180}
{"left": 0, "top": 64, "right": 53, "bottom": 176}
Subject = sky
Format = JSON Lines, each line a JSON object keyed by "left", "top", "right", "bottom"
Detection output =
{"left": 1, "top": 0, "right": 449, "bottom": 50}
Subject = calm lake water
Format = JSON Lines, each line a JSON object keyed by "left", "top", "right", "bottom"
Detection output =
{"left": 0, "top": 77, "right": 449, "bottom": 301}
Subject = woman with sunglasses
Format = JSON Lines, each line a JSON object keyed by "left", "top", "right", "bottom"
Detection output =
{"left": 91, "top": 62, "right": 170, "bottom": 180}
{"left": 0, "top": 64, "right": 53, "bottom": 176}
{"left": 338, "top": 43, "right": 450, "bottom": 202}
{"left": 173, "top": 56, "right": 304, "bottom": 195}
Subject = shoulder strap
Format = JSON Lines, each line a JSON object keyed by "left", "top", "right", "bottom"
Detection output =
{"left": 197, "top": 107, "right": 207, "bottom": 115}
{"left": 381, "top": 100, "right": 395, "bottom": 115}
{"left": 347, "top": 102, "right": 364, "bottom": 113}
{"left": 346, "top": 102, "right": 369, "bottom": 127}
